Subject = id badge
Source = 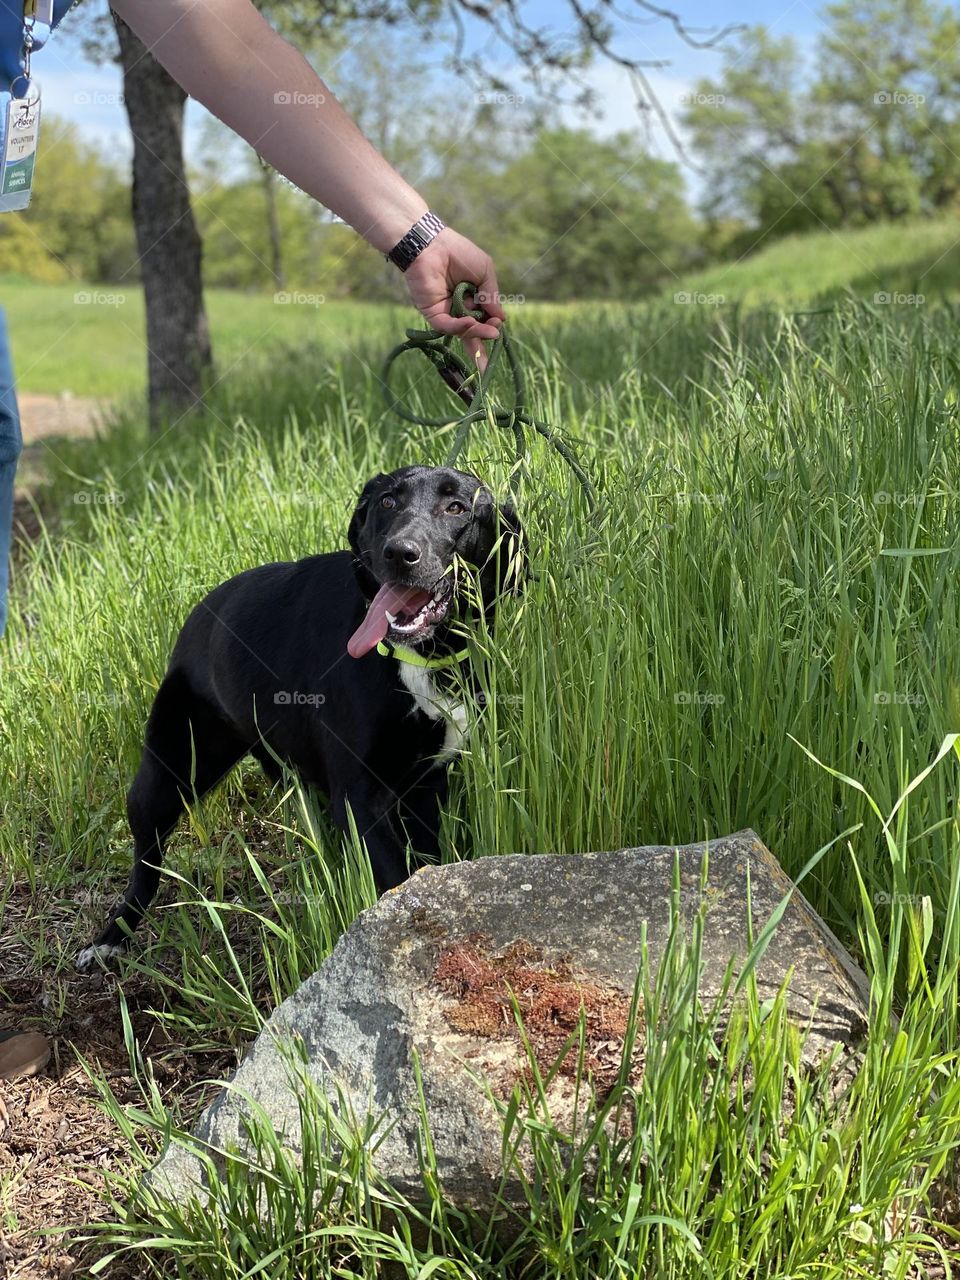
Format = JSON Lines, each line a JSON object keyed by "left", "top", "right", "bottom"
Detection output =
{"left": 0, "top": 91, "right": 41, "bottom": 212}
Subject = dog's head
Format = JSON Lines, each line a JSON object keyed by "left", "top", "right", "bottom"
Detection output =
{"left": 346, "top": 465, "right": 523, "bottom": 658}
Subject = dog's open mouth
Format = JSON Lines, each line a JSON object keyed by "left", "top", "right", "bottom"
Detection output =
{"left": 347, "top": 577, "right": 454, "bottom": 659}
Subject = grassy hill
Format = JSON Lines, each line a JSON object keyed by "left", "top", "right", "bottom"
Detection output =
{"left": 673, "top": 214, "right": 960, "bottom": 308}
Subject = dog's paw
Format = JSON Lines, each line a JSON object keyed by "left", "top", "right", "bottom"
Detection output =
{"left": 76, "top": 943, "right": 126, "bottom": 972}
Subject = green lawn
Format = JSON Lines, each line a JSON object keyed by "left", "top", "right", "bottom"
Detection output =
{"left": 2, "top": 247, "right": 960, "bottom": 1275}
{"left": 0, "top": 274, "right": 411, "bottom": 398}
{"left": 5, "top": 213, "right": 960, "bottom": 399}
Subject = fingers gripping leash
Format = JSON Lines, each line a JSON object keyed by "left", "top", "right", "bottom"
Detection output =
{"left": 380, "top": 281, "right": 597, "bottom": 514}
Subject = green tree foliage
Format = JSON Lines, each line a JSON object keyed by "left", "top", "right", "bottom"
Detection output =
{"left": 463, "top": 128, "right": 697, "bottom": 298}
{"left": 0, "top": 210, "right": 67, "bottom": 282}
{"left": 684, "top": 0, "right": 960, "bottom": 244}
{"left": 192, "top": 176, "right": 331, "bottom": 292}
{"left": 180, "top": 119, "right": 696, "bottom": 300}
{"left": 3, "top": 116, "right": 137, "bottom": 282}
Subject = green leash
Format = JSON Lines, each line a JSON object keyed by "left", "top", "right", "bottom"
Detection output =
{"left": 380, "top": 281, "right": 596, "bottom": 512}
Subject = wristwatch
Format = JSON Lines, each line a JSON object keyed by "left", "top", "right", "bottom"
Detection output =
{"left": 385, "top": 211, "right": 445, "bottom": 272}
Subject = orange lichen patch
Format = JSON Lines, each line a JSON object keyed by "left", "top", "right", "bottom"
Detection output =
{"left": 433, "top": 934, "right": 642, "bottom": 1094}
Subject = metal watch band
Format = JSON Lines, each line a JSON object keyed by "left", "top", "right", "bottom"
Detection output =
{"left": 385, "top": 211, "right": 445, "bottom": 272}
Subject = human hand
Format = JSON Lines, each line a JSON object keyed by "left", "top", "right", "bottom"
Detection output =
{"left": 402, "top": 227, "right": 507, "bottom": 371}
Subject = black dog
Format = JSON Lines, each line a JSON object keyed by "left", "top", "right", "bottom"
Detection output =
{"left": 77, "top": 465, "right": 522, "bottom": 968}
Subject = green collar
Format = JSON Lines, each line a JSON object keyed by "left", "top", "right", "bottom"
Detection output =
{"left": 376, "top": 639, "right": 469, "bottom": 669}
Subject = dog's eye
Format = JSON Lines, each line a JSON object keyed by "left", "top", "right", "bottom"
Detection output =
{"left": 380, "top": 495, "right": 396, "bottom": 510}
{"left": 445, "top": 500, "right": 466, "bottom": 515}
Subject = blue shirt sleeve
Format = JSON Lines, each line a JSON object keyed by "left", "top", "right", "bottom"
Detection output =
{"left": 0, "top": 0, "right": 76, "bottom": 94}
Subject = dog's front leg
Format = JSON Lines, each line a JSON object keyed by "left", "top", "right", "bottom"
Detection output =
{"left": 397, "top": 767, "right": 447, "bottom": 863}
{"left": 332, "top": 778, "right": 410, "bottom": 894}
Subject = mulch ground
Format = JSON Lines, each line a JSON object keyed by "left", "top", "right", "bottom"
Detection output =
{"left": 3, "top": 396, "right": 125, "bottom": 1277}
{"left": 0, "top": 880, "right": 236, "bottom": 1280}
{"left": 0, "top": 865, "right": 227, "bottom": 1274}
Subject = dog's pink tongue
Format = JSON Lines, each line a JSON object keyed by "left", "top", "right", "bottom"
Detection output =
{"left": 347, "top": 583, "right": 432, "bottom": 659}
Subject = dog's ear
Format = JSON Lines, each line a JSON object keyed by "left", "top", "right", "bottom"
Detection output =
{"left": 349, "top": 473, "right": 388, "bottom": 599}
{"left": 348, "top": 473, "right": 387, "bottom": 558}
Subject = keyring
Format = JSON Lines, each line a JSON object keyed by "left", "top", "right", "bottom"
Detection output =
{"left": 9, "top": 75, "right": 38, "bottom": 101}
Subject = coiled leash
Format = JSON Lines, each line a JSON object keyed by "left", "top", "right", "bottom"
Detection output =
{"left": 380, "top": 281, "right": 596, "bottom": 512}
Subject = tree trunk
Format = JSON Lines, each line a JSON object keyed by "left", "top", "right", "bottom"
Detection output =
{"left": 260, "top": 162, "right": 286, "bottom": 290}
{"left": 113, "top": 14, "right": 213, "bottom": 430}
{"left": 822, "top": 173, "right": 849, "bottom": 224}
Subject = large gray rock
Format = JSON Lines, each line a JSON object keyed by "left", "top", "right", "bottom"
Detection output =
{"left": 152, "top": 830, "right": 869, "bottom": 1210}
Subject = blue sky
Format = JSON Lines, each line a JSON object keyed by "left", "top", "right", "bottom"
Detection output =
{"left": 32, "top": 0, "right": 826, "bottom": 189}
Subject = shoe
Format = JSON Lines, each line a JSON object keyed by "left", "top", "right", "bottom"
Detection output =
{"left": 0, "top": 1030, "right": 50, "bottom": 1080}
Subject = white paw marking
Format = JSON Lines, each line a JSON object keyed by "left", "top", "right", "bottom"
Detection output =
{"left": 76, "top": 943, "right": 125, "bottom": 971}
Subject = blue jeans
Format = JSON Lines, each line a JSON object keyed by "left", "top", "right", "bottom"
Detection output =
{"left": 0, "top": 307, "right": 21, "bottom": 637}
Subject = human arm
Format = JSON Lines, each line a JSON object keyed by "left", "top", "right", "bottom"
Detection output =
{"left": 108, "top": 0, "right": 505, "bottom": 360}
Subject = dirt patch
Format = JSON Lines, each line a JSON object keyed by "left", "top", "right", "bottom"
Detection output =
{"left": 433, "top": 934, "right": 642, "bottom": 1095}
{"left": 11, "top": 394, "right": 109, "bottom": 548}
{"left": 16, "top": 395, "right": 104, "bottom": 447}
{"left": 0, "top": 885, "right": 235, "bottom": 1280}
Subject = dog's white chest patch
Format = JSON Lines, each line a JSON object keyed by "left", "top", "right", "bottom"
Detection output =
{"left": 398, "top": 664, "right": 467, "bottom": 760}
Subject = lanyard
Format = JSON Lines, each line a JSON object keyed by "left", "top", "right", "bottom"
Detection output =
{"left": 22, "top": 3, "right": 54, "bottom": 32}
{"left": 0, "top": 0, "right": 47, "bottom": 209}
{"left": 0, "top": 0, "right": 70, "bottom": 210}
{"left": 20, "top": 0, "right": 60, "bottom": 88}
{"left": 15, "top": 5, "right": 32, "bottom": 97}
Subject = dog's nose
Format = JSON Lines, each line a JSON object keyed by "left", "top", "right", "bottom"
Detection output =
{"left": 383, "top": 538, "right": 422, "bottom": 567}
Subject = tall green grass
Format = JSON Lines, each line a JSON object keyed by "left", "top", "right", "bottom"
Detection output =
{"left": 4, "top": 301, "right": 958, "bottom": 939}
{"left": 3, "top": 296, "right": 960, "bottom": 1272}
